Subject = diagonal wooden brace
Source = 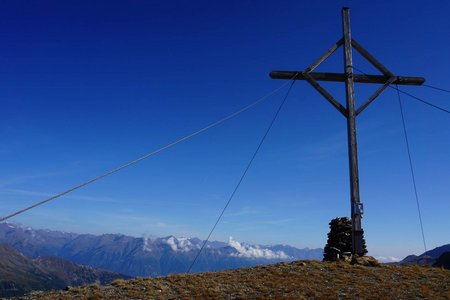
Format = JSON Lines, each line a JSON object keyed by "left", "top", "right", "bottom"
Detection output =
{"left": 351, "top": 39, "right": 394, "bottom": 77}
{"left": 302, "top": 72, "right": 348, "bottom": 117}
{"left": 305, "top": 38, "right": 344, "bottom": 73}
{"left": 356, "top": 76, "right": 397, "bottom": 115}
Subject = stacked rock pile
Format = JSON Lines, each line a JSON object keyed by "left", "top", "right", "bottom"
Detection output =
{"left": 323, "top": 217, "right": 367, "bottom": 261}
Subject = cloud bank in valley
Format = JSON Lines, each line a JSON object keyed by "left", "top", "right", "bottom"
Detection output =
{"left": 228, "top": 237, "right": 290, "bottom": 259}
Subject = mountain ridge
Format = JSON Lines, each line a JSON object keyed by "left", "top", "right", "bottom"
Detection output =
{"left": 0, "top": 223, "right": 323, "bottom": 277}
{"left": 0, "top": 243, "right": 126, "bottom": 298}
{"left": 399, "top": 243, "right": 450, "bottom": 266}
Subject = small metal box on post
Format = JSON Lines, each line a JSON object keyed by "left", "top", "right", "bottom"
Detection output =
{"left": 270, "top": 7, "right": 425, "bottom": 256}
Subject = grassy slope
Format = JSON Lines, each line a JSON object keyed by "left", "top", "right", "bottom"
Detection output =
{"left": 0, "top": 244, "right": 66, "bottom": 297}
{"left": 16, "top": 260, "right": 450, "bottom": 300}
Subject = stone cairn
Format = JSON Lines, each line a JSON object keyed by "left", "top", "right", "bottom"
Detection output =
{"left": 323, "top": 217, "right": 367, "bottom": 262}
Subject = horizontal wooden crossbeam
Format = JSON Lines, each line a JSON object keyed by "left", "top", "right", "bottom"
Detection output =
{"left": 270, "top": 71, "right": 425, "bottom": 86}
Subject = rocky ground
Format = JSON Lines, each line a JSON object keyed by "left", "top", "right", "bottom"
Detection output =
{"left": 10, "top": 260, "right": 450, "bottom": 299}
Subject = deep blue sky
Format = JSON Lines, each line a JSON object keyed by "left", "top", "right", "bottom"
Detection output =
{"left": 0, "top": 0, "right": 449, "bottom": 260}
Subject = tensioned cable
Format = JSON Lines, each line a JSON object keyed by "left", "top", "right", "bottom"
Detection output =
{"left": 352, "top": 66, "right": 450, "bottom": 115}
{"left": 396, "top": 85, "right": 427, "bottom": 253}
{"left": 394, "top": 88, "right": 450, "bottom": 115}
{"left": 351, "top": 65, "right": 429, "bottom": 252}
{"left": 423, "top": 84, "right": 450, "bottom": 93}
{"left": 0, "top": 80, "right": 294, "bottom": 223}
{"left": 187, "top": 78, "right": 297, "bottom": 273}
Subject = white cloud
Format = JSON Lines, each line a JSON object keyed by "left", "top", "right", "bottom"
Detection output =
{"left": 0, "top": 188, "right": 121, "bottom": 204}
{"left": 163, "top": 236, "right": 199, "bottom": 252}
{"left": 0, "top": 171, "right": 67, "bottom": 188}
{"left": 142, "top": 237, "right": 152, "bottom": 252}
{"left": 224, "top": 206, "right": 264, "bottom": 217}
{"left": 375, "top": 256, "right": 401, "bottom": 263}
{"left": 228, "top": 237, "right": 290, "bottom": 259}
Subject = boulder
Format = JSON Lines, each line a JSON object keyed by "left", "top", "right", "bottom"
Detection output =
{"left": 351, "top": 255, "right": 380, "bottom": 267}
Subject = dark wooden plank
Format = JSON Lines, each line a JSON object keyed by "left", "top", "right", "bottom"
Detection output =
{"left": 343, "top": 7, "right": 364, "bottom": 256}
{"left": 351, "top": 39, "right": 394, "bottom": 77}
{"left": 269, "top": 71, "right": 425, "bottom": 85}
{"left": 302, "top": 72, "right": 348, "bottom": 117}
{"left": 305, "top": 38, "right": 344, "bottom": 73}
{"left": 355, "top": 77, "right": 397, "bottom": 115}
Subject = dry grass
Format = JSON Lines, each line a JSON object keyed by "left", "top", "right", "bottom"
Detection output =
{"left": 15, "top": 260, "right": 450, "bottom": 300}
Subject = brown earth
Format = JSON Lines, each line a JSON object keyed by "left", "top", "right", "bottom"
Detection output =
{"left": 12, "top": 260, "right": 450, "bottom": 300}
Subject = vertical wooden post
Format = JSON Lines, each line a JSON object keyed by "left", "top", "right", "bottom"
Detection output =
{"left": 342, "top": 7, "right": 364, "bottom": 255}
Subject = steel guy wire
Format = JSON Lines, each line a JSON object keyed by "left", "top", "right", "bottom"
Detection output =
{"left": 0, "top": 80, "right": 294, "bottom": 223}
{"left": 187, "top": 78, "right": 297, "bottom": 273}
{"left": 396, "top": 85, "right": 428, "bottom": 253}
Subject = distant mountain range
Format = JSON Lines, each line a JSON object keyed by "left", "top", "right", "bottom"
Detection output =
{"left": 1, "top": 222, "right": 448, "bottom": 297}
{"left": 0, "top": 243, "right": 125, "bottom": 297}
{"left": 399, "top": 244, "right": 450, "bottom": 269}
{"left": 0, "top": 223, "right": 323, "bottom": 278}
{"left": 433, "top": 252, "right": 450, "bottom": 269}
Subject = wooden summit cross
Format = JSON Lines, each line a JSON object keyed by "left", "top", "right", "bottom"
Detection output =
{"left": 270, "top": 8, "right": 425, "bottom": 256}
